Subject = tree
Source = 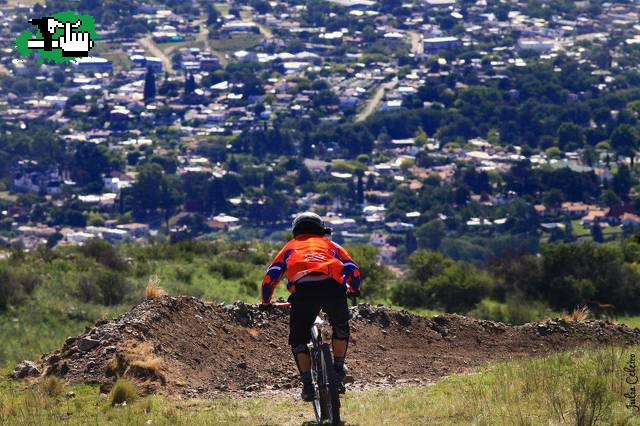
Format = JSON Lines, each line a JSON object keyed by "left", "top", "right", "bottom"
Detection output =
{"left": 184, "top": 73, "right": 196, "bottom": 96}
{"left": 130, "top": 163, "right": 163, "bottom": 216}
{"left": 563, "top": 219, "right": 575, "bottom": 243}
{"left": 612, "top": 164, "right": 632, "bottom": 201}
{"left": 416, "top": 219, "right": 446, "bottom": 250}
{"left": 405, "top": 230, "right": 418, "bottom": 255}
{"left": 206, "top": 4, "right": 220, "bottom": 25}
{"left": 160, "top": 174, "right": 184, "bottom": 228}
{"left": 601, "top": 189, "right": 621, "bottom": 207}
{"left": 71, "top": 142, "right": 111, "bottom": 187}
{"left": 356, "top": 172, "right": 364, "bottom": 205}
{"left": 208, "top": 178, "right": 227, "bottom": 214}
{"left": 591, "top": 221, "right": 604, "bottom": 243}
{"left": 143, "top": 66, "right": 156, "bottom": 103}
{"left": 610, "top": 124, "right": 639, "bottom": 163}
{"left": 556, "top": 122, "right": 585, "bottom": 150}
{"left": 543, "top": 189, "right": 563, "bottom": 210}
{"left": 366, "top": 173, "right": 375, "bottom": 190}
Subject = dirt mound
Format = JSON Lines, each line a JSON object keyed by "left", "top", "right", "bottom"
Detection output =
{"left": 32, "top": 296, "right": 640, "bottom": 398}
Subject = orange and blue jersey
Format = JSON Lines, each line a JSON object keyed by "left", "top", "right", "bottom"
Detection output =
{"left": 261, "top": 235, "right": 361, "bottom": 303}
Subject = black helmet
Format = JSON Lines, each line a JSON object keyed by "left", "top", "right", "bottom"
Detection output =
{"left": 292, "top": 212, "right": 331, "bottom": 236}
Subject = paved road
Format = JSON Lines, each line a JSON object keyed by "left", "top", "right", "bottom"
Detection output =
{"left": 355, "top": 78, "right": 398, "bottom": 122}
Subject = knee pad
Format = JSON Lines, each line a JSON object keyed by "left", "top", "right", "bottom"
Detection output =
{"left": 291, "top": 343, "right": 309, "bottom": 355}
{"left": 332, "top": 322, "right": 350, "bottom": 340}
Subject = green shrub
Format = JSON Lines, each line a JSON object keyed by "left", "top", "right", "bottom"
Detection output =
{"left": 344, "top": 244, "right": 393, "bottom": 301}
{"left": 77, "top": 274, "right": 102, "bottom": 304}
{"left": 132, "top": 260, "right": 152, "bottom": 278}
{"left": 138, "top": 240, "right": 214, "bottom": 262}
{"left": 80, "top": 239, "right": 128, "bottom": 271}
{"left": 109, "top": 379, "right": 137, "bottom": 406}
{"left": 208, "top": 259, "right": 247, "bottom": 280}
{"left": 76, "top": 270, "right": 132, "bottom": 306}
{"left": 469, "top": 297, "right": 554, "bottom": 325}
{"left": 239, "top": 278, "right": 257, "bottom": 295}
{"left": 248, "top": 251, "right": 270, "bottom": 266}
{"left": 0, "top": 266, "right": 42, "bottom": 311}
{"left": 0, "top": 269, "right": 8, "bottom": 311}
{"left": 175, "top": 266, "right": 194, "bottom": 284}
{"left": 97, "top": 271, "right": 132, "bottom": 305}
{"left": 392, "top": 252, "right": 494, "bottom": 312}
{"left": 571, "top": 372, "right": 613, "bottom": 425}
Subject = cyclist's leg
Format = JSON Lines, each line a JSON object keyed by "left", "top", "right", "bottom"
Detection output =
{"left": 289, "top": 286, "right": 321, "bottom": 375}
{"left": 322, "top": 281, "right": 350, "bottom": 377}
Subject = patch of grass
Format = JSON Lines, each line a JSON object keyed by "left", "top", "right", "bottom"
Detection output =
{"left": 92, "top": 43, "right": 131, "bottom": 71}
{"left": 208, "top": 33, "right": 262, "bottom": 52}
{"left": 7, "top": 0, "right": 42, "bottom": 5}
{"left": 618, "top": 315, "right": 640, "bottom": 329}
{"left": 571, "top": 220, "right": 591, "bottom": 237}
{"left": 1, "top": 346, "right": 639, "bottom": 424}
{"left": 214, "top": 3, "right": 230, "bottom": 16}
{"left": 0, "top": 192, "right": 17, "bottom": 202}
{"left": 109, "top": 379, "right": 137, "bottom": 406}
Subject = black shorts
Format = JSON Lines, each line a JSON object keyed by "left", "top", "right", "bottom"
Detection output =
{"left": 288, "top": 279, "right": 350, "bottom": 349}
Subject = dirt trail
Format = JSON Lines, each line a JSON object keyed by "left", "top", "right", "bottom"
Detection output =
{"left": 355, "top": 79, "right": 398, "bottom": 123}
{"left": 31, "top": 296, "right": 640, "bottom": 399}
{"left": 138, "top": 36, "right": 174, "bottom": 74}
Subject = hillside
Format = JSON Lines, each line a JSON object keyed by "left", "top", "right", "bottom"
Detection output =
{"left": 27, "top": 296, "right": 640, "bottom": 399}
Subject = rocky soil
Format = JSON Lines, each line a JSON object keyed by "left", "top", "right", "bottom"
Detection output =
{"left": 17, "top": 296, "right": 640, "bottom": 399}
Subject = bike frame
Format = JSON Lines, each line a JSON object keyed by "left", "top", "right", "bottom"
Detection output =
{"left": 309, "top": 315, "right": 325, "bottom": 422}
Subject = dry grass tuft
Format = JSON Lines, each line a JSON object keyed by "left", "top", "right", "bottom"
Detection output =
{"left": 131, "top": 356, "right": 162, "bottom": 373}
{"left": 109, "top": 378, "right": 137, "bottom": 406}
{"left": 125, "top": 342, "right": 163, "bottom": 375}
{"left": 144, "top": 275, "right": 166, "bottom": 299}
{"left": 39, "top": 376, "right": 64, "bottom": 397}
{"left": 564, "top": 306, "right": 590, "bottom": 322}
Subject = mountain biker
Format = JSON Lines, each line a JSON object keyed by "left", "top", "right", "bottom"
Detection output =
{"left": 260, "top": 212, "right": 361, "bottom": 401}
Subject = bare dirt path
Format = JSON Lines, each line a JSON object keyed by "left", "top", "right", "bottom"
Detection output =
{"left": 355, "top": 78, "right": 398, "bottom": 122}
{"left": 407, "top": 30, "right": 423, "bottom": 56}
{"left": 138, "top": 36, "right": 174, "bottom": 74}
{"left": 240, "top": 8, "right": 273, "bottom": 39}
{"left": 195, "top": 18, "right": 228, "bottom": 66}
{"left": 32, "top": 296, "right": 640, "bottom": 399}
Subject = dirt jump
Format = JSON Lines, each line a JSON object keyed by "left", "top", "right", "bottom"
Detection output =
{"left": 23, "top": 296, "right": 640, "bottom": 398}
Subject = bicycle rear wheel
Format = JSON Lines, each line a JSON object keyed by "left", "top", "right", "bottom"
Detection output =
{"left": 318, "top": 343, "right": 341, "bottom": 425}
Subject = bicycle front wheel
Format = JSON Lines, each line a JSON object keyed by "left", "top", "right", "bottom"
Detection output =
{"left": 318, "top": 343, "right": 341, "bottom": 425}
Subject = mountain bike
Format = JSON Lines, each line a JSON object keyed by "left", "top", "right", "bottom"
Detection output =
{"left": 275, "top": 298, "right": 356, "bottom": 426}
